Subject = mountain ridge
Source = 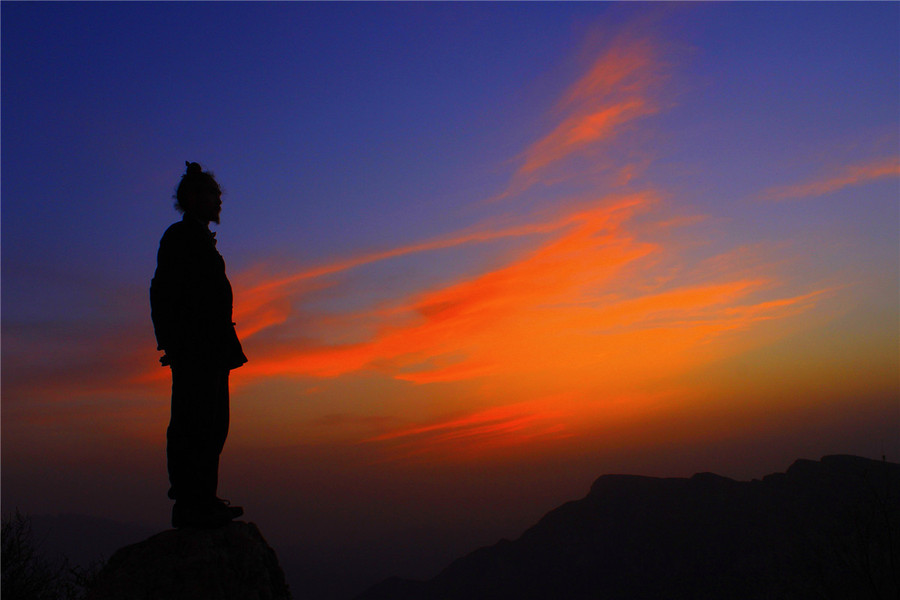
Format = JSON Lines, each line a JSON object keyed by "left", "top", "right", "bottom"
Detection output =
{"left": 358, "top": 454, "right": 900, "bottom": 600}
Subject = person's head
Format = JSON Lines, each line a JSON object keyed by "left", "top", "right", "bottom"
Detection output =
{"left": 174, "top": 161, "right": 222, "bottom": 224}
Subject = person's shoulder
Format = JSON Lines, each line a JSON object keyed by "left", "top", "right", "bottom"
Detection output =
{"left": 163, "top": 220, "right": 184, "bottom": 234}
{"left": 160, "top": 219, "right": 181, "bottom": 236}
{"left": 161, "top": 218, "right": 206, "bottom": 240}
{"left": 159, "top": 220, "right": 193, "bottom": 248}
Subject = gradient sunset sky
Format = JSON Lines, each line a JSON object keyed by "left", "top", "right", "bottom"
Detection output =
{"left": 2, "top": 2, "right": 898, "bottom": 595}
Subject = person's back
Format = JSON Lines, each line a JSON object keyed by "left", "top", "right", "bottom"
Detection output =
{"left": 151, "top": 217, "right": 244, "bottom": 370}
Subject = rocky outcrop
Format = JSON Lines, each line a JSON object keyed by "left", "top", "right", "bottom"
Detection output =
{"left": 86, "top": 521, "right": 291, "bottom": 600}
{"left": 359, "top": 455, "right": 900, "bottom": 600}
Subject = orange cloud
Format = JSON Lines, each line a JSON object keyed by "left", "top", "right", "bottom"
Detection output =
{"left": 497, "top": 34, "right": 666, "bottom": 199}
{"left": 230, "top": 212, "right": 591, "bottom": 341}
{"left": 234, "top": 194, "right": 656, "bottom": 381}
{"left": 361, "top": 397, "right": 575, "bottom": 460}
{"left": 558, "top": 37, "right": 658, "bottom": 111}
{"left": 233, "top": 189, "right": 826, "bottom": 406}
{"left": 762, "top": 156, "right": 900, "bottom": 201}
{"left": 519, "top": 99, "right": 657, "bottom": 176}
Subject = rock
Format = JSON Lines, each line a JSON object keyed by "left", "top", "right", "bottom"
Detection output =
{"left": 85, "top": 521, "right": 291, "bottom": 600}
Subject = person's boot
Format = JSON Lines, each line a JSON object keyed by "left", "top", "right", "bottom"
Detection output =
{"left": 212, "top": 497, "right": 244, "bottom": 521}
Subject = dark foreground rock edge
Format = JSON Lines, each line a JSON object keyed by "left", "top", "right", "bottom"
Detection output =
{"left": 85, "top": 520, "right": 291, "bottom": 600}
{"left": 358, "top": 454, "right": 900, "bottom": 600}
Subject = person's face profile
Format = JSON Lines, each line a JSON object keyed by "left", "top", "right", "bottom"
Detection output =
{"left": 189, "top": 186, "right": 222, "bottom": 224}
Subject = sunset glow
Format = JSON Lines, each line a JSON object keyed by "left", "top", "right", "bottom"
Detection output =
{"left": 3, "top": 3, "right": 898, "bottom": 597}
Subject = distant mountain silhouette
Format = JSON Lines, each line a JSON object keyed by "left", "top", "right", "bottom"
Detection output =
{"left": 358, "top": 455, "right": 899, "bottom": 600}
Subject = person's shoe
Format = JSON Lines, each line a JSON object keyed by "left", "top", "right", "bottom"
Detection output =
{"left": 212, "top": 497, "right": 244, "bottom": 521}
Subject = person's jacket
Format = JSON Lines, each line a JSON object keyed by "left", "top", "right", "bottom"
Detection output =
{"left": 150, "top": 215, "right": 248, "bottom": 370}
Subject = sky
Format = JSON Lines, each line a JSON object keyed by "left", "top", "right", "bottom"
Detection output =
{"left": 2, "top": 2, "right": 899, "bottom": 598}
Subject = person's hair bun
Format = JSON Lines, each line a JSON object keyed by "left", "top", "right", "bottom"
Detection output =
{"left": 185, "top": 161, "right": 203, "bottom": 176}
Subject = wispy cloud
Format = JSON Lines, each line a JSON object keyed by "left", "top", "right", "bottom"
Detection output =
{"left": 230, "top": 214, "right": 589, "bottom": 341}
{"left": 761, "top": 156, "right": 900, "bottom": 201}
{"left": 362, "top": 398, "right": 574, "bottom": 460}
{"left": 232, "top": 191, "right": 825, "bottom": 400}
{"left": 495, "top": 34, "right": 667, "bottom": 200}
{"left": 234, "top": 194, "right": 656, "bottom": 381}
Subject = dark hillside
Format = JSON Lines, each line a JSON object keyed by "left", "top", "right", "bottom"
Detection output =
{"left": 359, "top": 455, "right": 899, "bottom": 600}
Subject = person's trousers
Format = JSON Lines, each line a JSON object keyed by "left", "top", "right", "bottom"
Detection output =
{"left": 167, "top": 365, "right": 230, "bottom": 506}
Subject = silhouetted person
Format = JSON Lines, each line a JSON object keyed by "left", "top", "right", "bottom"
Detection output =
{"left": 150, "top": 161, "right": 247, "bottom": 528}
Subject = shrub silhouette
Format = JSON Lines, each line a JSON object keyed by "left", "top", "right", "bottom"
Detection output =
{"left": 2, "top": 511, "right": 103, "bottom": 600}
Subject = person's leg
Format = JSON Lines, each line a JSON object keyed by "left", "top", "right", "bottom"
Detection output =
{"left": 200, "top": 369, "right": 230, "bottom": 502}
{"left": 168, "top": 366, "right": 240, "bottom": 526}
{"left": 168, "top": 365, "right": 205, "bottom": 505}
{"left": 204, "top": 369, "right": 243, "bottom": 521}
